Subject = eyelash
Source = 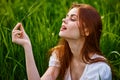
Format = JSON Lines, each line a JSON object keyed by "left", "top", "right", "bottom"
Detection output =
{"left": 64, "top": 16, "right": 77, "bottom": 21}
{"left": 70, "top": 18, "right": 76, "bottom": 21}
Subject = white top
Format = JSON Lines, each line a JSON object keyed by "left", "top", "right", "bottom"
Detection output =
{"left": 49, "top": 52, "right": 112, "bottom": 80}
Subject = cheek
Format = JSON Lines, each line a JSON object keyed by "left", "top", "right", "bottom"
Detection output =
{"left": 69, "top": 22, "right": 78, "bottom": 29}
{"left": 70, "top": 27, "right": 80, "bottom": 39}
{"left": 67, "top": 24, "right": 80, "bottom": 39}
{"left": 69, "top": 23, "right": 79, "bottom": 33}
{"left": 59, "top": 22, "right": 81, "bottom": 39}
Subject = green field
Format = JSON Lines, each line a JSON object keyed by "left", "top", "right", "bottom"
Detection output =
{"left": 0, "top": 0, "right": 120, "bottom": 80}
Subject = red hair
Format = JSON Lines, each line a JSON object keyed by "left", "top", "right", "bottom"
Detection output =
{"left": 49, "top": 3, "right": 106, "bottom": 79}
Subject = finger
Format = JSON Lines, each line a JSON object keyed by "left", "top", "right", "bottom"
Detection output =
{"left": 19, "top": 23, "right": 25, "bottom": 32}
{"left": 12, "top": 30, "right": 23, "bottom": 38}
{"left": 12, "top": 30, "right": 22, "bottom": 34}
{"left": 12, "top": 30, "right": 21, "bottom": 33}
{"left": 13, "top": 23, "right": 22, "bottom": 31}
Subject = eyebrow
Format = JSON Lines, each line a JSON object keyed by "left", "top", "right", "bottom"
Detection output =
{"left": 66, "top": 14, "right": 78, "bottom": 17}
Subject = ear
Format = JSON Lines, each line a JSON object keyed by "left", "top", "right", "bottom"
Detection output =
{"left": 84, "top": 28, "right": 89, "bottom": 36}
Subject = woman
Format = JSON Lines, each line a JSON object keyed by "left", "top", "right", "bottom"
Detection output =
{"left": 12, "top": 3, "right": 112, "bottom": 80}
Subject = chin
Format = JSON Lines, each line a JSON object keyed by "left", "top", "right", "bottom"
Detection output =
{"left": 59, "top": 32, "right": 65, "bottom": 37}
{"left": 59, "top": 32, "right": 71, "bottom": 39}
{"left": 59, "top": 34, "right": 69, "bottom": 40}
{"left": 59, "top": 34, "right": 63, "bottom": 38}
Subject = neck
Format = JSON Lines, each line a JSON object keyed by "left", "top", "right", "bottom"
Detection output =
{"left": 66, "top": 38, "right": 85, "bottom": 61}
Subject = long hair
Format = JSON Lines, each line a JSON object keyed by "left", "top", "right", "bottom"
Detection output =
{"left": 49, "top": 3, "right": 106, "bottom": 79}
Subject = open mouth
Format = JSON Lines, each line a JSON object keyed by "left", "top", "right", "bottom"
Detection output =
{"left": 60, "top": 25, "right": 67, "bottom": 31}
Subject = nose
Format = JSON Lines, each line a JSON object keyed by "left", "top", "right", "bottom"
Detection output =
{"left": 62, "top": 18, "right": 68, "bottom": 24}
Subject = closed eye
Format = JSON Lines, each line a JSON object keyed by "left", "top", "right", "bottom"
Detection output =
{"left": 66, "top": 14, "right": 78, "bottom": 21}
{"left": 70, "top": 17, "right": 77, "bottom": 21}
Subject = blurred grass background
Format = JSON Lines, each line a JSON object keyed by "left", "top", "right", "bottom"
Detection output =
{"left": 0, "top": 0, "right": 120, "bottom": 80}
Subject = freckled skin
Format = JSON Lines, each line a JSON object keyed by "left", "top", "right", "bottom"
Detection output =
{"left": 59, "top": 8, "right": 81, "bottom": 40}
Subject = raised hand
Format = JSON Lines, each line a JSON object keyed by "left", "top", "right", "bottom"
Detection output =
{"left": 12, "top": 23, "right": 31, "bottom": 47}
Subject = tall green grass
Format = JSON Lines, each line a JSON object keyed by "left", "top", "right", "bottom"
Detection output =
{"left": 0, "top": 0, "right": 120, "bottom": 80}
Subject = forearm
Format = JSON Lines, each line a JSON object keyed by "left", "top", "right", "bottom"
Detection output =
{"left": 24, "top": 44, "right": 40, "bottom": 80}
{"left": 12, "top": 23, "right": 41, "bottom": 80}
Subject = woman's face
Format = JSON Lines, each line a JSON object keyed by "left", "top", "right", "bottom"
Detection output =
{"left": 59, "top": 8, "right": 81, "bottom": 40}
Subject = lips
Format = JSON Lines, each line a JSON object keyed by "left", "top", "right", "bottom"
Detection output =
{"left": 60, "top": 25, "right": 67, "bottom": 31}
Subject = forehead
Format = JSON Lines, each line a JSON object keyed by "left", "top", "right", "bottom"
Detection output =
{"left": 67, "top": 8, "right": 78, "bottom": 15}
